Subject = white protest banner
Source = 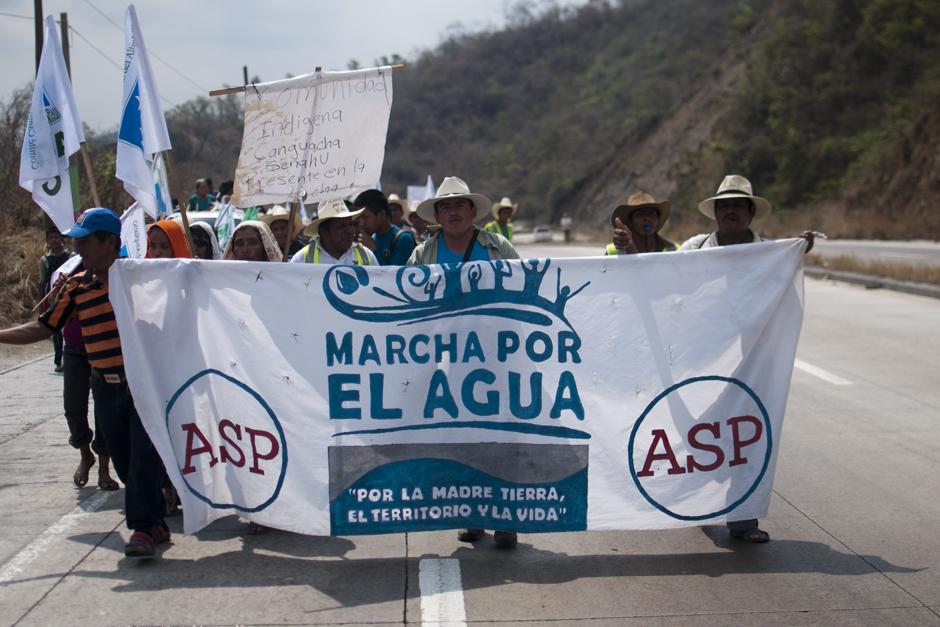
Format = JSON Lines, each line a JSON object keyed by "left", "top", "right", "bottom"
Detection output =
{"left": 110, "top": 240, "right": 806, "bottom": 536}
{"left": 231, "top": 67, "right": 394, "bottom": 208}
{"left": 19, "top": 16, "right": 85, "bottom": 233}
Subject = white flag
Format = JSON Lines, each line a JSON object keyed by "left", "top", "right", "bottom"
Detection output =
{"left": 120, "top": 203, "right": 147, "bottom": 259}
{"left": 406, "top": 175, "right": 435, "bottom": 211}
{"left": 116, "top": 4, "right": 171, "bottom": 218}
{"left": 215, "top": 201, "right": 236, "bottom": 251}
{"left": 18, "top": 16, "right": 86, "bottom": 233}
{"left": 152, "top": 152, "right": 172, "bottom": 217}
{"left": 425, "top": 174, "right": 435, "bottom": 199}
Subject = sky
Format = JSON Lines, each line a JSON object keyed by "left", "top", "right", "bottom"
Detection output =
{"left": 0, "top": 0, "right": 587, "bottom": 131}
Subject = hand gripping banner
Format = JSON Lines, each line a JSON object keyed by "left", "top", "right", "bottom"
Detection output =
{"left": 109, "top": 239, "right": 806, "bottom": 535}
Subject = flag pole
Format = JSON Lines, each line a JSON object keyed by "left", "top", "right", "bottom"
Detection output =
{"left": 208, "top": 63, "right": 405, "bottom": 97}
{"left": 161, "top": 150, "right": 197, "bottom": 256}
{"left": 79, "top": 142, "right": 101, "bottom": 207}
{"left": 281, "top": 193, "right": 303, "bottom": 262}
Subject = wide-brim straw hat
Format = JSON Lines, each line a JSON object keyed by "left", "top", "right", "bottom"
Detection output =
{"left": 698, "top": 175, "right": 772, "bottom": 222}
{"left": 387, "top": 193, "right": 411, "bottom": 219}
{"left": 415, "top": 177, "right": 492, "bottom": 225}
{"left": 259, "top": 204, "right": 304, "bottom": 235}
{"left": 303, "top": 198, "right": 364, "bottom": 236}
{"left": 491, "top": 196, "right": 519, "bottom": 221}
{"left": 611, "top": 191, "right": 671, "bottom": 227}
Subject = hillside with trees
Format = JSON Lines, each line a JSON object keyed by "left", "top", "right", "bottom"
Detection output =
{"left": 0, "top": 0, "right": 938, "bottom": 318}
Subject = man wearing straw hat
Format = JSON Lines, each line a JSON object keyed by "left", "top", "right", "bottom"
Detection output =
{"left": 681, "top": 175, "right": 815, "bottom": 252}
{"left": 607, "top": 191, "right": 677, "bottom": 255}
{"left": 408, "top": 177, "right": 518, "bottom": 265}
{"left": 261, "top": 204, "right": 306, "bottom": 257}
{"left": 484, "top": 196, "right": 517, "bottom": 242}
{"left": 290, "top": 199, "right": 379, "bottom": 266}
{"left": 681, "top": 174, "right": 814, "bottom": 543}
{"left": 386, "top": 193, "right": 415, "bottom": 235}
{"left": 408, "top": 177, "right": 520, "bottom": 549}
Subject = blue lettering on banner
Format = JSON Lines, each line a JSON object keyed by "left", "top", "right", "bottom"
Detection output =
{"left": 329, "top": 443, "right": 588, "bottom": 534}
{"left": 322, "top": 259, "right": 592, "bottom": 439}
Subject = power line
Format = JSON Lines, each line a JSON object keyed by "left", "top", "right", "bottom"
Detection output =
{"left": 0, "top": 11, "right": 34, "bottom": 20}
{"left": 81, "top": 0, "right": 209, "bottom": 93}
{"left": 68, "top": 24, "right": 176, "bottom": 109}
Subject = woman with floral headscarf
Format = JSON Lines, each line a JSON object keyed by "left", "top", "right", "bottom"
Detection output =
{"left": 222, "top": 220, "right": 283, "bottom": 262}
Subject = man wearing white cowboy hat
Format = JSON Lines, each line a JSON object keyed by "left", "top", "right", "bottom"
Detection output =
{"left": 260, "top": 204, "right": 306, "bottom": 257}
{"left": 386, "top": 193, "right": 415, "bottom": 235}
{"left": 607, "top": 191, "right": 677, "bottom": 255}
{"left": 681, "top": 175, "right": 814, "bottom": 544}
{"left": 680, "top": 174, "right": 815, "bottom": 252}
{"left": 484, "top": 196, "right": 517, "bottom": 242}
{"left": 290, "top": 199, "right": 378, "bottom": 266}
{"left": 408, "top": 177, "right": 520, "bottom": 549}
{"left": 408, "top": 177, "right": 519, "bottom": 266}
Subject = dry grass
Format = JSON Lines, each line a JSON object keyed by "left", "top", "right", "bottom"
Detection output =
{"left": 0, "top": 233, "right": 45, "bottom": 327}
{"left": 806, "top": 253, "right": 940, "bottom": 286}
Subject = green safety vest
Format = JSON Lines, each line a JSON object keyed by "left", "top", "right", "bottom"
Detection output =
{"left": 302, "top": 240, "right": 371, "bottom": 265}
{"left": 484, "top": 221, "right": 512, "bottom": 242}
{"left": 605, "top": 241, "right": 678, "bottom": 255}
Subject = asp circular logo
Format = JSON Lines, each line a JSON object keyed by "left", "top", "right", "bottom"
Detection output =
{"left": 166, "top": 369, "right": 288, "bottom": 512}
{"left": 627, "top": 376, "right": 772, "bottom": 521}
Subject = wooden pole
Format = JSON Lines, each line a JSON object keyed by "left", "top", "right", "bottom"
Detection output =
{"left": 208, "top": 63, "right": 405, "bottom": 97}
{"left": 59, "top": 12, "right": 69, "bottom": 71}
{"left": 34, "top": 0, "right": 43, "bottom": 71}
{"left": 161, "top": 150, "right": 197, "bottom": 256}
{"left": 79, "top": 142, "right": 101, "bottom": 207}
{"left": 242, "top": 65, "right": 248, "bottom": 86}
{"left": 59, "top": 12, "right": 82, "bottom": 221}
{"left": 281, "top": 200, "right": 301, "bottom": 262}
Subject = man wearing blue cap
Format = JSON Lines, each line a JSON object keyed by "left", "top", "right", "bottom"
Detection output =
{"left": 0, "top": 209, "right": 169, "bottom": 559}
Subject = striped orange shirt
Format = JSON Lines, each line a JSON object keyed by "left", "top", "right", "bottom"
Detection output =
{"left": 39, "top": 271, "right": 124, "bottom": 373}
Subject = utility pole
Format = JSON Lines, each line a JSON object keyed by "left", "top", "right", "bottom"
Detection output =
{"left": 59, "top": 12, "right": 69, "bottom": 73}
{"left": 34, "top": 0, "right": 43, "bottom": 70}
{"left": 243, "top": 65, "right": 249, "bottom": 86}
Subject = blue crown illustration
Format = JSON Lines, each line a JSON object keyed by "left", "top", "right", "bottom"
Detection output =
{"left": 323, "top": 259, "right": 590, "bottom": 329}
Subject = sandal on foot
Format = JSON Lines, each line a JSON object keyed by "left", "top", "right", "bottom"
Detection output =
{"left": 730, "top": 527, "right": 770, "bottom": 543}
{"left": 458, "top": 528, "right": 485, "bottom": 543}
{"left": 493, "top": 531, "right": 518, "bottom": 550}
{"left": 124, "top": 530, "right": 156, "bottom": 559}
{"left": 97, "top": 477, "right": 120, "bottom": 491}
{"left": 72, "top": 456, "right": 96, "bottom": 488}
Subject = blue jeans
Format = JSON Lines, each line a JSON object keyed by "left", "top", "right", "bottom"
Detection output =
{"left": 91, "top": 370, "right": 165, "bottom": 532}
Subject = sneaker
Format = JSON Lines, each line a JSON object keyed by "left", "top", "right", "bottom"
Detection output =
{"left": 53, "top": 365, "right": 64, "bottom": 374}
{"left": 124, "top": 530, "right": 155, "bottom": 558}
{"left": 493, "top": 531, "right": 518, "bottom": 550}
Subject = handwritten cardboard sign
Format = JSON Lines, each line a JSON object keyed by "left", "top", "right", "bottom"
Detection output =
{"left": 231, "top": 67, "right": 393, "bottom": 207}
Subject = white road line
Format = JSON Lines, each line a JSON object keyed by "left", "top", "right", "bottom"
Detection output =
{"left": 878, "top": 252, "right": 928, "bottom": 260}
{"left": 794, "top": 359, "right": 853, "bottom": 386}
{"left": 0, "top": 490, "right": 116, "bottom": 587}
{"left": 419, "top": 558, "right": 467, "bottom": 627}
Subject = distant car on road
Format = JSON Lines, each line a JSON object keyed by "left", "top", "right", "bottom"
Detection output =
{"left": 166, "top": 208, "right": 244, "bottom": 232}
{"left": 533, "top": 226, "right": 554, "bottom": 242}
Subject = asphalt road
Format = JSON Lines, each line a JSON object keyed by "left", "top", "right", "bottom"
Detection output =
{"left": 1, "top": 245, "right": 938, "bottom": 625}
{"left": 805, "top": 239, "right": 940, "bottom": 267}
